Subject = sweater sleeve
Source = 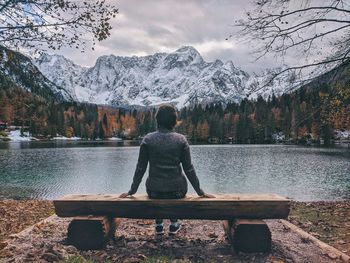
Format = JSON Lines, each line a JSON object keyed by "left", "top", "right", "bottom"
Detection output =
{"left": 180, "top": 139, "right": 204, "bottom": 196}
{"left": 128, "top": 138, "right": 149, "bottom": 195}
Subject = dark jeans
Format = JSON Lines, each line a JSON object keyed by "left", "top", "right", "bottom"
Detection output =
{"left": 147, "top": 190, "right": 186, "bottom": 225}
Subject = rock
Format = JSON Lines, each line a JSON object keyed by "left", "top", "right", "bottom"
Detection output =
{"left": 48, "top": 245, "right": 63, "bottom": 257}
{"left": 138, "top": 254, "right": 147, "bottom": 260}
{"left": 41, "top": 252, "right": 60, "bottom": 262}
{"left": 208, "top": 232, "right": 218, "bottom": 238}
{"left": 65, "top": 245, "right": 78, "bottom": 254}
{"left": 327, "top": 253, "right": 338, "bottom": 260}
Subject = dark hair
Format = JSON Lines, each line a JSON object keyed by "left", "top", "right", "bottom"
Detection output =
{"left": 156, "top": 104, "right": 177, "bottom": 129}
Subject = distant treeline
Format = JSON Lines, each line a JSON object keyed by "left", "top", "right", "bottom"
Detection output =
{"left": 0, "top": 80, "right": 349, "bottom": 145}
{"left": 178, "top": 82, "right": 349, "bottom": 144}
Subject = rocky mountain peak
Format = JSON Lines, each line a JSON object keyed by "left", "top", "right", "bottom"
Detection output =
{"left": 33, "top": 46, "right": 294, "bottom": 108}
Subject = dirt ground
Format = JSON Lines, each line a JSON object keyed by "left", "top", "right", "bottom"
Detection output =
{"left": 0, "top": 200, "right": 54, "bottom": 244}
{"left": 0, "top": 216, "right": 346, "bottom": 263}
{"left": 0, "top": 200, "right": 349, "bottom": 263}
{"left": 289, "top": 201, "right": 350, "bottom": 255}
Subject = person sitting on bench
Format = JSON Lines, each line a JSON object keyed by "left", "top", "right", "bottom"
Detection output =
{"left": 119, "top": 104, "right": 215, "bottom": 235}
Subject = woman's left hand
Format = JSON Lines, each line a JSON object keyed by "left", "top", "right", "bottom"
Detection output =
{"left": 119, "top": 192, "right": 131, "bottom": 198}
{"left": 200, "top": 192, "right": 216, "bottom": 198}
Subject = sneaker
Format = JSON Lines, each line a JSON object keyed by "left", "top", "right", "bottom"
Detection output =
{"left": 169, "top": 223, "right": 181, "bottom": 235}
{"left": 155, "top": 224, "right": 164, "bottom": 235}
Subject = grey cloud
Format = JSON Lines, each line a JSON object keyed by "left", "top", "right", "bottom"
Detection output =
{"left": 53, "top": 0, "right": 290, "bottom": 73}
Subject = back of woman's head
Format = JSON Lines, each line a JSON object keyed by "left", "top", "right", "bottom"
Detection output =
{"left": 156, "top": 104, "right": 177, "bottom": 130}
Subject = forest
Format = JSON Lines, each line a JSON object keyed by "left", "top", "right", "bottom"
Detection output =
{"left": 0, "top": 69, "right": 349, "bottom": 145}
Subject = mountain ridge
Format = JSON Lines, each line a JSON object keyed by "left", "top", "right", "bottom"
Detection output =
{"left": 34, "top": 46, "right": 293, "bottom": 108}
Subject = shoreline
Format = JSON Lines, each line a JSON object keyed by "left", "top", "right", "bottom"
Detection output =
{"left": 1, "top": 134, "right": 350, "bottom": 147}
{"left": 1, "top": 140, "right": 350, "bottom": 151}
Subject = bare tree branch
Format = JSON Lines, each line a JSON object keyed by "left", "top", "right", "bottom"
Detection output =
{"left": 235, "top": 0, "right": 350, "bottom": 93}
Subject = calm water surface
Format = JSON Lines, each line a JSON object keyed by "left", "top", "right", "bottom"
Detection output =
{"left": 0, "top": 141, "right": 349, "bottom": 201}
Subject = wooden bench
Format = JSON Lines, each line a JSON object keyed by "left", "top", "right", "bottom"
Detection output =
{"left": 54, "top": 193, "right": 290, "bottom": 252}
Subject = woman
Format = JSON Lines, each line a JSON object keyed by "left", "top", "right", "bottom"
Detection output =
{"left": 119, "top": 104, "right": 214, "bottom": 235}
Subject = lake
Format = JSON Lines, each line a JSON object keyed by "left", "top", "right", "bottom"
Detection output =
{"left": 0, "top": 141, "right": 349, "bottom": 201}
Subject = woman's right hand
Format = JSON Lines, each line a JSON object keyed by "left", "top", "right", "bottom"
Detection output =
{"left": 119, "top": 192, "right": 131, "bottom": 198}
{"left": 200, "top": 192, "right": 216, "bottom": 198}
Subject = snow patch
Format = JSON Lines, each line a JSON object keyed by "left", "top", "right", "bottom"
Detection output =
{"left": 52, "top": 135, "right": 81, "bottom": 141}
{"left": 334, "top": 129, "right": 350, "bottom": 139}
{"left": 7, "top": 130, "right": 33, "bottom": 142}
{"left": 108, "top": 137, "right": 123, "bottom": 141}
{"left": 272, "top": 132, "right": 286, "bottom": 142}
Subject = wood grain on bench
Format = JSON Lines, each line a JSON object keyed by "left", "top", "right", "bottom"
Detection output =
{"left": 54, "top": 193, "right": 290, "bottom": 219}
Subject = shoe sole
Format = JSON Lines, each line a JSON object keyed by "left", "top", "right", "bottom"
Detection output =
{"left": 169, "top": 225, "right": 181, "bottom": 236}
{"left": 156, "top": 231, "right": 165, "bottom": 236}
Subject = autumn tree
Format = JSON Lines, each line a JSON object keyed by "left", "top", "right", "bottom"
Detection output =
{"left": 0, "top": 0, "right": 118, "bottom": 52}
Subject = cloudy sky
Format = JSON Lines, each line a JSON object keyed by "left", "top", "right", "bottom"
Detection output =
{"left": 54, "top": 0, "right": 294, "bottom": 73}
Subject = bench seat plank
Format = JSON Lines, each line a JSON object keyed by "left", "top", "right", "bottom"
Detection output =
{"left": 54, "top": 193, "right": 290, "bottom": 219}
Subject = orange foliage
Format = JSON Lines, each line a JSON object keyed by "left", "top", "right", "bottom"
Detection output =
{"left": 97, "top": 106, "right": 121, "bottom": 137}
{"left": 333, "top": 106, "right": 350, "bottom": 130}
{"left": 197, "top": 120, "right": 209, "bottom": 140}
{"left": 297, "top": 126, "right": 308, "bottom": 139}
{"left": 248, "top": 112, "right": 256, "bottom": 122}
{"left": 311, "top": 122, "right": 319, "bottom": 139}
{"left": 120, "top": 114, "right": 137, "bottom": 138}
{"left": 65, "top": 127, "right": 74, "bottom": 138}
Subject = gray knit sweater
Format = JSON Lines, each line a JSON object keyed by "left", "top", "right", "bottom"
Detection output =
{"left": 128, "top": 127, "right": 204, "bottom": 196}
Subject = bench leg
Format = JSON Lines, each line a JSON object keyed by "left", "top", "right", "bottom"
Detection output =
{"left": 223, "top": 219, "right": 271, "bottom": 253}
{"left": 67, "top": 216, "right": 121, "bottom": 250}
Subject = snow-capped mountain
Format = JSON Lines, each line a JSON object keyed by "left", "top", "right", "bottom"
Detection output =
{"left": 34, "top": 46, "right": 249, "bottom": 107}
{"left": 0, "top": 46, "right": 72, "bottom": 101}
{"left": 34, "top": 46, "right": 295, "bottom": 107}
{"left": 34, "top": 53, "right": 84, "bottom": 101}
{"left": 245, "top": 68, "right": 300, "bottom": 100}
